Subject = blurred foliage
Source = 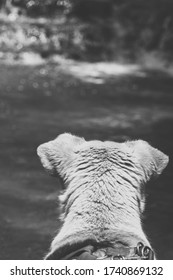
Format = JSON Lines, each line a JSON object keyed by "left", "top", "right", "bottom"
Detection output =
{"left": 0, "top": 0, "right": 173, "bottom": 62}
{"left": 69, "top": 0, "right": 173, "bottom": 61}
{"left": 0, "top": 19, "right": 80, "bottom": 58}
{"left": 1, "top": 0, "right": 71, "bottom": 16}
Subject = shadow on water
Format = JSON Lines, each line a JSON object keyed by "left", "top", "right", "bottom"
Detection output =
{"left": 0, "top": 61, "right": 173, "bottom": 259}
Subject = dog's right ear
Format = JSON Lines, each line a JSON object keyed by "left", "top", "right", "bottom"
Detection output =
{"left": 130, "top": 140, "right": 169, "bottom": 180}
{"left": 37, "top": 133, "right": 85, "bottom": 177}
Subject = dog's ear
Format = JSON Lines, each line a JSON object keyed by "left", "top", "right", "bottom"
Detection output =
{"left": 130, "top": 140, "right": 169, "bottom": 180}
{"left": 37, "top": 133, "right": 85, "bottom": 177}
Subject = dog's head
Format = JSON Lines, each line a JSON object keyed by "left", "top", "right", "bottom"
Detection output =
{"left": 37, "top": 133, "right": 169, "bottom": 258}
{"left": 37, "top": 132, "right": 168, "bottom": 192}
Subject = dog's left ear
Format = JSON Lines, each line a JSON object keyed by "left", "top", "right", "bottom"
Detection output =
{"left": 130, "top": 140, "right": 169, "bottom": 180}
{"left": 37, "top": 133, "right": 85, "bottom": 177}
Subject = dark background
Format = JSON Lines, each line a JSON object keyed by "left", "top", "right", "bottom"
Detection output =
{"left": 0, "top": 0, "right": 172, "bottom": 259}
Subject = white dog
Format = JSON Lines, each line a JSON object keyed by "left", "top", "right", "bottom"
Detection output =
{"left": 37, "top": 133, "right": 169, "bottom": 259}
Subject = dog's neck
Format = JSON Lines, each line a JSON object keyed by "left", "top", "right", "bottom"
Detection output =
{"left": 45, "top": 234, "right": 152, "bottom": 259}
{"left": 45, "top": 217, "right": 151, "bottom": 259}
{"left": 47, "top": 175, "right": 150, "bottom": 260}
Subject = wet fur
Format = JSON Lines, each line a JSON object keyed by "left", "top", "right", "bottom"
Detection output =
{"left": 37, "top": 133, "right": 169, "bottom": 259}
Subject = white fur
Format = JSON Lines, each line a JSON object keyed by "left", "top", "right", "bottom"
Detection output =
{"left": 37, "top": 133, "right": 169, "bottom": 258}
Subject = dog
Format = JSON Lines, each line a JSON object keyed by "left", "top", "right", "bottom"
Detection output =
{"left": 37, "top": 133, "right": 169, "bottom": 259}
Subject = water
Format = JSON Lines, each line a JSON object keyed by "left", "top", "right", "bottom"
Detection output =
{"left": 0, "top": 62, "right": 172, "bottom": 259}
